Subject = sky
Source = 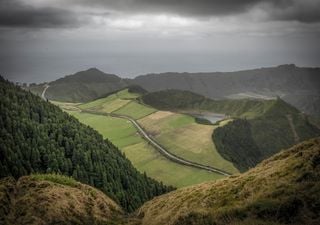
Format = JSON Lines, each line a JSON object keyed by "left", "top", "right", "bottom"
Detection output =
{"left": 1, "top": 0, "right": 320, "bottom": 83}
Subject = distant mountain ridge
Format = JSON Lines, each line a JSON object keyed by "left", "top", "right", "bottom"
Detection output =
{"left": 28, "top": 64, "right": 320, "bottom": 117}
{"left": 132, "top": 64, "right": 320, "bottom": 117}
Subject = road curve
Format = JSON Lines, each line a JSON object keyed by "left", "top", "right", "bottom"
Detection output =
{"left": 82, "top": 109, "right": 232, "bottom": 176}
{"left": 41, "top": 84, "right": 50, "bottom": 101}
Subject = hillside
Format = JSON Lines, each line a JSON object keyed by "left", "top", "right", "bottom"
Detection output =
{"left": 0, "top": 77, "right": 174, "bottom": 212}
{"left": 0, "top": 174, "right": 129, "bottom": 225}
{"left": 141, "top": 90, "right": 320, "bottom": 172}
{"left": 29, "top": 68, "right": 128, "bottom": 102}
{"left": 137, "top": 137, "right": 320, "bottom": 225}
{"left": 28, "top": 65, "right": 320, "bottom": 117}
{"left": 141, "top": 89, "right": 275, "bottom": 118}
{"left": 133, "top": 64, "right": 320, "bottom": 117}
{"left": 61, "top": 88, "right": 228, "bottom": 188}
{"left": 2, "top": 138, "right": 320, "bottom": 225}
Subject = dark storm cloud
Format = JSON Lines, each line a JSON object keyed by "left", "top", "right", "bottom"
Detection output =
{"left": 76, "top": 0, "right": 277, "bottom": 16}
{"left": 75, "top": 0, "right": 320, "bottom": 23}
{"left": 1, "top": 0, "right": 319, "bottom": 30}
{"left": 0, "top": 0, "right": 82, "bottom": 28}
{"left": 268, "top": 1, "right": 320, "bottom": 23}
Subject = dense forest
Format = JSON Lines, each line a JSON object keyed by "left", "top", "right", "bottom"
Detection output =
{"left": 0, "top": 76, "right": 174, "bottom": 212}
{"left": 212, "top": 119, "right": 262, "bottom": 172}
{"left": 213, "top": 100, "right": 320, "bottom": 171}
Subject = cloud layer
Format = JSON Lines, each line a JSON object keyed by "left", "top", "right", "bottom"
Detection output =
{"left": 0, "top": 0, "right": 82, "bottom": 28}
{"left": 0, "top": 0, "right": 320, "bottom": 30}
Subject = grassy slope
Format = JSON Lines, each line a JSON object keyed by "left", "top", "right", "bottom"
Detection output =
{"left": 139, "top": 111, "right": 238, "bottom": 173}
{"left": 78, "top": 92, "right": 130, "bottom": 113}
{"left": 70, "top": 89, "right": 231, "bottom": 187}
{"left": 141, "top": 89, "right": 274, "bottom": 118}
{"left": 113, "top": 101, "right": 156, "bottom": 119}
{"left": 142, "top": 90, "right": 320, "bottom": 171}
{"left": 73, "top": 112, "right": 142, "bottom": 148}
{"left": 71, "top": 111, "right": 222, "bottom": 188}
{"left": 138, "top": 137, "right": 320, "bottom": 225}
{"left": 0, "top": 174, "right": 126, "bottom": 225}
{"left": 2, "top": 138, "right": 320, "bottom": 225}
{"left": 59, "top": 88, "right": 239, "bottom": 187}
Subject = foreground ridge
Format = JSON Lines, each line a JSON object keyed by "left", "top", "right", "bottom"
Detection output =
{"left": 137, "top": 137, "right": 320, "bottom": 225}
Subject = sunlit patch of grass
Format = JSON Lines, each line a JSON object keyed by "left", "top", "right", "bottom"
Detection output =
{"left": 31, "top": 174, "right": 78, "bottom": 187}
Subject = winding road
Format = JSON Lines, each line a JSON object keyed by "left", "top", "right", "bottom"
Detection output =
{"left": 41, "top": 84, "right": 50, "bottom": 101}
{"left": 82, "top": 109, "right": 232, "bottom": 176}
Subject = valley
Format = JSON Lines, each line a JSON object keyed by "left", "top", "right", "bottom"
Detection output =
{"left": 45, "top": 78, "right": 320, "bottom": 186}
{"left": 2, "top": 72, "right": 320, "bottom": 225}
{"left": 54, "top": 88, "right": 235, "bottom": 187}
{"left": 3, "top": 0, "right": 320, "bottom": 222}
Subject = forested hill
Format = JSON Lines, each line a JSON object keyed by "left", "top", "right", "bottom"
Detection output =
{"left": 27, "top": 65, "right": 320, "bottom": 117}
{"left": 30, "top": 68, "right": 128, "bottom": 102}
{"left": 0, "top": 76, "right": 174, "bottom": 212}
{"left": 141, "top": 89, "right": 320, "bottom": 172}
{"left": 133, "top": 64, "right": 320, "bottom": 117}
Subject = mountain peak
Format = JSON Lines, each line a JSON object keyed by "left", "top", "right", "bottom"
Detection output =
{"left": 86, "top": 67, "right": 103, "bottom": 73}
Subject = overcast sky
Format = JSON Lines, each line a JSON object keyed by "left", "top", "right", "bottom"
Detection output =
{"left": 1, "top": 0, "right": 320, "bottom": 83}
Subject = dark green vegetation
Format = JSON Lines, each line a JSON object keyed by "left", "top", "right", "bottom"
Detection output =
{"left": 30, "top": 68, "right": 128, "bottom": 102}
{"left": 194, "top": 117, "right": 212, "bottom": 125}
{"left": 138, "top": 137, "right": 320, "bottom": 225}
{"left": 133, "top": 64, "right": 320, "bottom": 117}
{"left": 0, "top": 175, "right": 128, "bottom": 225}
{"left": 212, "top": 119, "right": 262, "bottom": 172}
{"left": 71, "top": 89, "right": 226, "bottom": 187}
{"left": 2, "top": 138, "right": 319, "bottom": 225}
{"left": 0, "top": 77, "right": 174, "bottom": 212}
{"left": 141, "top": 90, "right": 320, "bottom": 172}
{"left": 29, "top": 65, "right": 320, "bottom": 117}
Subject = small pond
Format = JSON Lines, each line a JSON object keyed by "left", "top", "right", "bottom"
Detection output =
{"left": 192, "top": 113, "right": 225, "bottom": 124}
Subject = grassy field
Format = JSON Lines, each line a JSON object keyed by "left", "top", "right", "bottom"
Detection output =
{"left": 70, "top": 111, "right": 221, "bottom": 187}
{"left": 78, "top": 93, "right": 130, "bottom": 113}
{"left": 113, "top": 101, "right": 156, "bottom": 119}
{"left": 139, "top": 111, "right": 238, "bottom": 174}
{"left": 122, "top": 142, "right": 223, "bottom": 187}
{"left": 116, "top": 89, "right": 140, "bottom": 99}
{"left": 78, "top": 88, "right": 156, "bottom": 119}
{"left": 56, "top": 89, "right": 237, "bottom": 187}
{"left": 51, "top": 101, "right": 82, "bottom": 115}
{"left": 72, "top": 112, "right": 142, "bottom": 148}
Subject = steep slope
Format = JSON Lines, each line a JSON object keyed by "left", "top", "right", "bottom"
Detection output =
{"left": 30, "top": 68, "right": 128, "bottom": 102}
{"left": 0, "top": 174, "right": 128, "bottom": 225}
{"left": 137, "top": 137, "right": 320, "bottom": 225}
{"left": 141, "top": 90, "right": 320, "bottom": 171}
{"left": 133, "top": 64, "right": 320, "bottom": 117}
{"left": 213, "top": 98, "right": 320, "bottom": 171}
{"left": 0, "top": 76, "right": 174, "bottom": 212}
